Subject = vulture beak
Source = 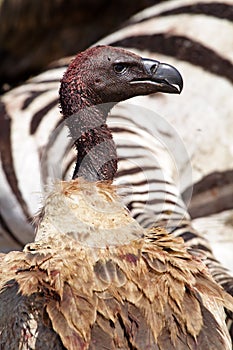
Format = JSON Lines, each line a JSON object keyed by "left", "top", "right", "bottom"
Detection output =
{"left": 131, "top": 58, "right": 183, "bottom": 94}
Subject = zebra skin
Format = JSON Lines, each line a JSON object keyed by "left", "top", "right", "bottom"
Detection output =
{"left": 97, "top": 0, "right": 233, "bottom": 278}
{"left": 0, "top": 0, "right": 232, "bottom": 305}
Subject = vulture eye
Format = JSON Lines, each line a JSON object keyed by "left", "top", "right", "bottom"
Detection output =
{"left": 113, "top": 63, "right": 128, "bottom": 74}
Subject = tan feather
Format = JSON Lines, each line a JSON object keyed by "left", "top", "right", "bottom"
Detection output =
{"left": 0, "top": 179, "right": 232, "bottom": 349}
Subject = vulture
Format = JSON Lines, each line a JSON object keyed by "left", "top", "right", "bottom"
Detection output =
{"left": 0, "top": 45, "right": 232, "bottom": 350}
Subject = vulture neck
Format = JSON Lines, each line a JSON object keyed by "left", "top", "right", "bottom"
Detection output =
{"left": 60, "top": 81, "right": 117, "bottom": 182}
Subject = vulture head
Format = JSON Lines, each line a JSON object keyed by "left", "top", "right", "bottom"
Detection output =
{"left": 59, "top": 45, "right": 183, "bottom": 181}
{"left": 60, "top": 45, "right": 183, "bottom": 109}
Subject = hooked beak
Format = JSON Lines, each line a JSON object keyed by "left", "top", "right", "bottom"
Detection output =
{"left": 131, "top": 58, "right": 183, "bottom": 94}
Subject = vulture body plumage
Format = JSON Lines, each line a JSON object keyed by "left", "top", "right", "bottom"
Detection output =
{"left": 0, "top": 46, "right": 232, "bottom": 349}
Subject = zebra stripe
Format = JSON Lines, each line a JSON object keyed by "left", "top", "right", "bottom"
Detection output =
{"left": 131, "top": 1, "right": 233, "bottom": 22}
{"left": 111, "top": 34, "right": 233, "bottom": 83}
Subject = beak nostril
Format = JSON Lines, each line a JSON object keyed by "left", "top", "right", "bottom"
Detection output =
{"left": 142, "top": 58, "right": 160, "bottom": 75}
{"left": 150, "top": 64, "right": 158, "bottom": 74}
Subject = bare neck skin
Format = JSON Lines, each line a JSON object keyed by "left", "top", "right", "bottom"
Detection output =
{"left": 60, "top": 74, "right": 117, "bottom": 182}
